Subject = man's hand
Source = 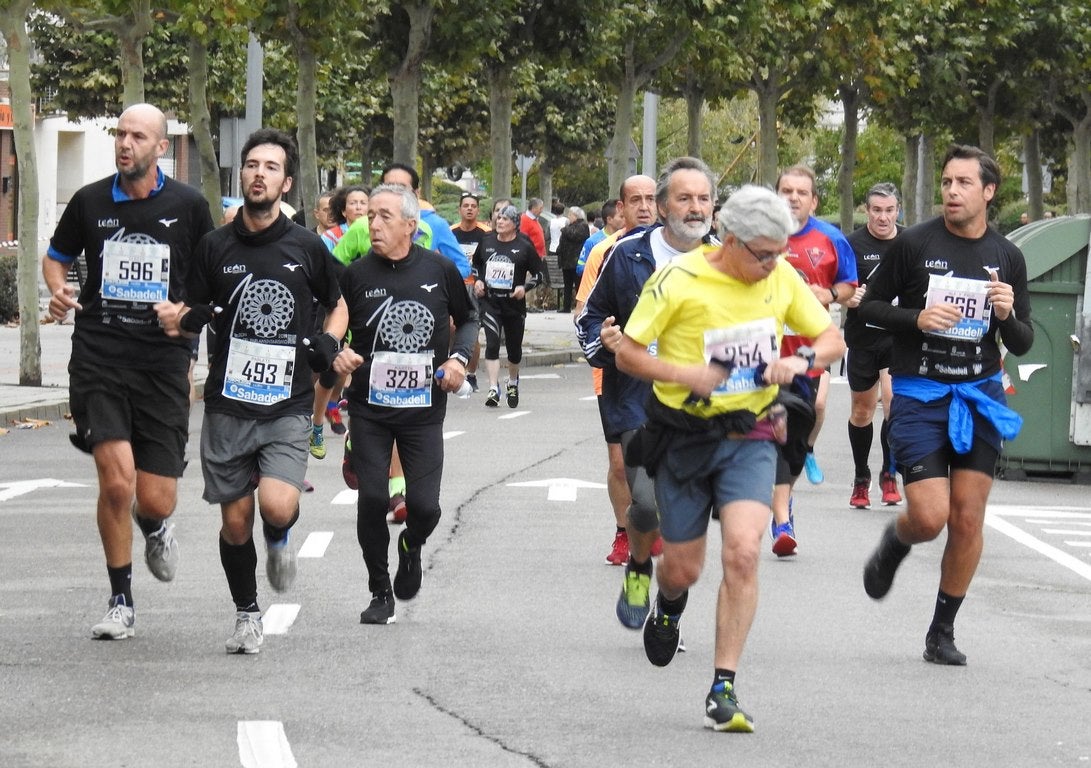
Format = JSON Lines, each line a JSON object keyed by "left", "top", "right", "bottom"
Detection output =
{"left": 512, "top": 285, "right": 526, "bottom": 301}
{"left": 600, "top": 316, "right": 623, "bottom": 353}
{"left": 435, "top": 359, "right": 467, "bottom": 393}
{"left": 762, "top": 355, "right": 810, "bottom": 385}
{"left": 846, "top": 284, "right": 867, "bottom": 309}
{"left": 48, "top": 284, "right": 81, "bottom": 322}
{"left": 332, "top": 348, "right": 364, "bottom": 376}
{"left": 986, "top": 269, "right": 1015, "bottom": 321}
{"left": 474, "top": 280, "right": 485, "bottom": 298}
{"left": 917, "top": 303, "right": 964, "bottom": 332}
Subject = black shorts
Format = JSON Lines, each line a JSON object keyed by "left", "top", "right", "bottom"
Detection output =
{"left": 598, "top": 395, "right": 621, "bottom": 444}
{"left": 846, "top": 337, "right": 894, "bottom": 392}
{"left": 899, "top": 442, "right": 998, "bottom": 484}
{"left": 69, "top": 360, "right": 191, "bottom": 477}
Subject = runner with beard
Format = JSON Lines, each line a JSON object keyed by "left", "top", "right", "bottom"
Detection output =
{"left": 158, "top": 128, "right": 347, "bottom": 654}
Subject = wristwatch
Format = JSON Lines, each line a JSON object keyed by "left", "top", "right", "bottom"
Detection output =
{"left": 828, "top": 287, "right": 838, "bottom": 303}
{"left": 448, "top": 352, "right": 469, "bottom": 367}
{"left": 794, "top": 345, "right": 816, "bottom": 370}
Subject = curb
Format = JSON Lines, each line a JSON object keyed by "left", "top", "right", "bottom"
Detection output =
{"left": 0, "top": 350, "right": 585, "bottom": 428}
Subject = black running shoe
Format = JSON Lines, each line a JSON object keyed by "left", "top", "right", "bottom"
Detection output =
{"left": 485, "top": 388, "right": 500, "bottom": 407}
{"left": 863, "top": 521, "right": 910, "bottom": 599}
{"left": 393, "top": 530, "right": 423, "bottom": 600}
{"left": 704, "top": 680, "right": 754, "bottom": 733}
{"left": 360, "top": 592, "right": 396, "bottom": 625}
{"left": 643, "top": 591, "right": 687, "bottom": 667}
{"left": 924, "top": 623, "right": 967, "bottom": 665}
{"left": 506, "top": 382, "right": 519, "bottom": 408}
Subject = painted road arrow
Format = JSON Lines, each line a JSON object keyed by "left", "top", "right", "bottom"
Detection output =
{"left": 507, "top": 477, "right": 607, "bottom": 502}
{"left": 0, "top": 478, "right": 87, "bottom": 503}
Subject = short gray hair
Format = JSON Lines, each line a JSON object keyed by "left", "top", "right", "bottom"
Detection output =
{"left": 567, "top": 206, "right": 586, "bottom": 221}
{"left": 656, "top": 156, "right": 716, "bottom": 208}
{"left": 370, "top": 183, "right": 418, "bottom": 222}
{"left": 716, "top": 185, "right": 796, "bottom": 243}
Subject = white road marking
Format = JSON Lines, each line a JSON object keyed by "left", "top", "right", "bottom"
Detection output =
{"left": 298, "top": 531, "right": 333, "bottom": 558}
{"left": 579, "top": 395, "right": 597, "bottom": 401}
{"left": 0, "top": 478, "right": 86, "bottom": 502}
{"left": 498, "top": 411, "right": 531, "bottom": 420}
{"left": 443, "top": 430, "right": 465, "bottom": 439}
{"left": 1065, "top": 541, "right": 1091, "bottom": 548}
{"left": 985, "top": 508, "right": 1091, "bottom": 581}
{"left": 1042, "top": 529, "right": 1091, "bottom": 536}
{"left": 237, "top": 721, "right": 297, "bottom": 768}
{"left": 262, "top": 604, "right": 300, "bottom": 635}
{"left": 509, "top": 477, "right": 607, "bottom": 501}
{"left": 518, "top": 373, "right": 561, "bottom": 379}
{"left": 332, "top": 489, "right": 356, "bottom": 505}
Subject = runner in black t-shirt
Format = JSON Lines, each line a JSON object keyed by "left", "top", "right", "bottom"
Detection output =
{"left": 472, "top": 205, "right": 542, "bottom": 408}
{"left": 43, "top": 103, "right": 214, "bottom": 642}
{"left": 844, "top": 183, "right": 904, "bottom": 509}
{"left": 160, "top": 129, "right": 347, "bottom": 654}
{"left": 859, "top": 146, "right": 1034, "bottom": 667}
{"left": 450, "top": 192, "right": 490, "bottom": 391}
{"left": 332, "top": 183, "right": 476, "bottom": 625}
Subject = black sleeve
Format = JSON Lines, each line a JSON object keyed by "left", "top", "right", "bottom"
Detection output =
{"left": 858, "top": 239, "right": 921, "bottom": 333}
{"left": 998, "top": 246, "right": 1034, "bottom": 356}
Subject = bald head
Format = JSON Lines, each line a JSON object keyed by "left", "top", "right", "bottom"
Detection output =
{"left": 618, "top": 174, "right": 657, "bottom": 230}
{"left": 114, "top": 103, "right": 169, "bottom": 186}
{"left": 119, "top": 103, "right": 168, "bottom": 142}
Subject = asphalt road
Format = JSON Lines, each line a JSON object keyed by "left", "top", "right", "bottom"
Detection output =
{"left": 1, "top": 362, "right": 1089, "bottom": 767}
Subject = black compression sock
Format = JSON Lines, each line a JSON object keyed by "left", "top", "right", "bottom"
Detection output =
{"left": 263, "top": 507, "right": 300, "bottom": 543}
{"left": 930, "top": 590, "right": 964, "bottom": 629}
{"left": 219, "top": 536, "right": 259, "bottom": 612}
{"left": 133, "top": 509, "right": 165, "bottom": 537}
{"left": 628, "top": 555, "right": 653, "bottom": 575}
{"left": 107, "top": 564, "right": 133, "bottom": 607}
{"left": 880, "top": 420, "right": 893, "bottom": 474}
{"left": 847, "top": 422, "right": 874, "bottom": 479}
{"left": 658, "top": 589, "right": 688, "bottom": 616}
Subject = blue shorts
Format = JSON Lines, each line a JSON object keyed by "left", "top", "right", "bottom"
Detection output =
{"left": 654, "top": 436, "right": 775, "bottom": 543}
{"left": 888, "top": 379, "right": 1005, "bottom": 477}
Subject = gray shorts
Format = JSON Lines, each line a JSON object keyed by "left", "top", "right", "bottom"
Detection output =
{"left": 654, "top": 437, "right": 776, "bottom": 543}
{"left": 200, "top": 412, "right": 310, "bottom": 503}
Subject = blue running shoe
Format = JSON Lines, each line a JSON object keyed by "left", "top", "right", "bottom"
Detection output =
{"left": 804, "top": 452, "right": 824, "bottom": 484}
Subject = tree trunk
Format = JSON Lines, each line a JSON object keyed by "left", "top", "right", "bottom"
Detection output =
{"left": 538, "top": 158, "right": 553, "bottom": 212}
{"left": 388, "top": 1, "right": 434, "bottom": 166}
{"left": 487, "top": 64, "right": 513, "bottom": 200}
{"left": 1023, "top": 130, "right": 1044, "bottom": 221}
{"left": 754, "top": 73, "right": 782, "bottom": 187}
{"left": 187, "top": 36, "right": 222, "bottom": 221}
{"left": 2, "top": 0, "right": 42, "bottom": 385}
{"left": 1067, "top": 137, "right": 1079, "bottom": 215}
{"left": 1073, "top": 109, "right": 1091, "bottom": 214}
{"left": 294, "top": 38, "right": 319, "bottom": 227}
{"left": 359, "top": 134, "right": 374, "bottom": 188}
{"left": 684, "top": 79, "right": 704, "bottom": 158}
{"left": 116, "top": 0, "right": 152, "bottom": 107}
{"left": 608, "top": 74, "right": 638, "bottom": 197}
{"left": 918, "top": 134, "right": 936, "bottom": 220}
{"left": 837, "top": 84, "right": 859, "bottom": 233}
{"left": 902, "top": 133, "right": 920, "bottom": 226}
{"left": 976, "top": 81, "right": 1000, "bottom": 158}
{"left": 420, "top": 151, "right": 434, "bottom": 201}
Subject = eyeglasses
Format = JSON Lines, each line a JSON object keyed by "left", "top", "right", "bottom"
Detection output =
{"left": 740, "top": 239, "right": 786, "bottom": 264}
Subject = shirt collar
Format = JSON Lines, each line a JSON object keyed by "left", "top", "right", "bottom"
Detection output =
{"left": 111, "top": 167, "right": 166, "bottom": 202}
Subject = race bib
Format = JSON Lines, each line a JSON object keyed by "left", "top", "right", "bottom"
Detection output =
{"left": 368, "top": 351, "right": 433, "bottom": 408}
{"left": 222, "top": 338, "right": 296, "bottom": 406}
{"left": 459, "top": 243, "right": 477, "bottom": 259}
{"left": 925, "top": 274, "right": 991, "bottom": 342}
{"left": 484, "top": 259, "right": 515, "bottom": 290}
{"left": 705, "top": 318, "right": 777, "bottom": 395}
{"left": 101, "top": 240, "right": 170, "bottom": 305}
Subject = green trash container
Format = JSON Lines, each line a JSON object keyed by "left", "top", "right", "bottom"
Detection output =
{"left": 998, "top": 214, "right": 1091, "bottom": 482}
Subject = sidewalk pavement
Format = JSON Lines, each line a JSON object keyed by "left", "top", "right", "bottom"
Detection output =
{"left": 0, "top": 309, "right": 585, "bottom": 426}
